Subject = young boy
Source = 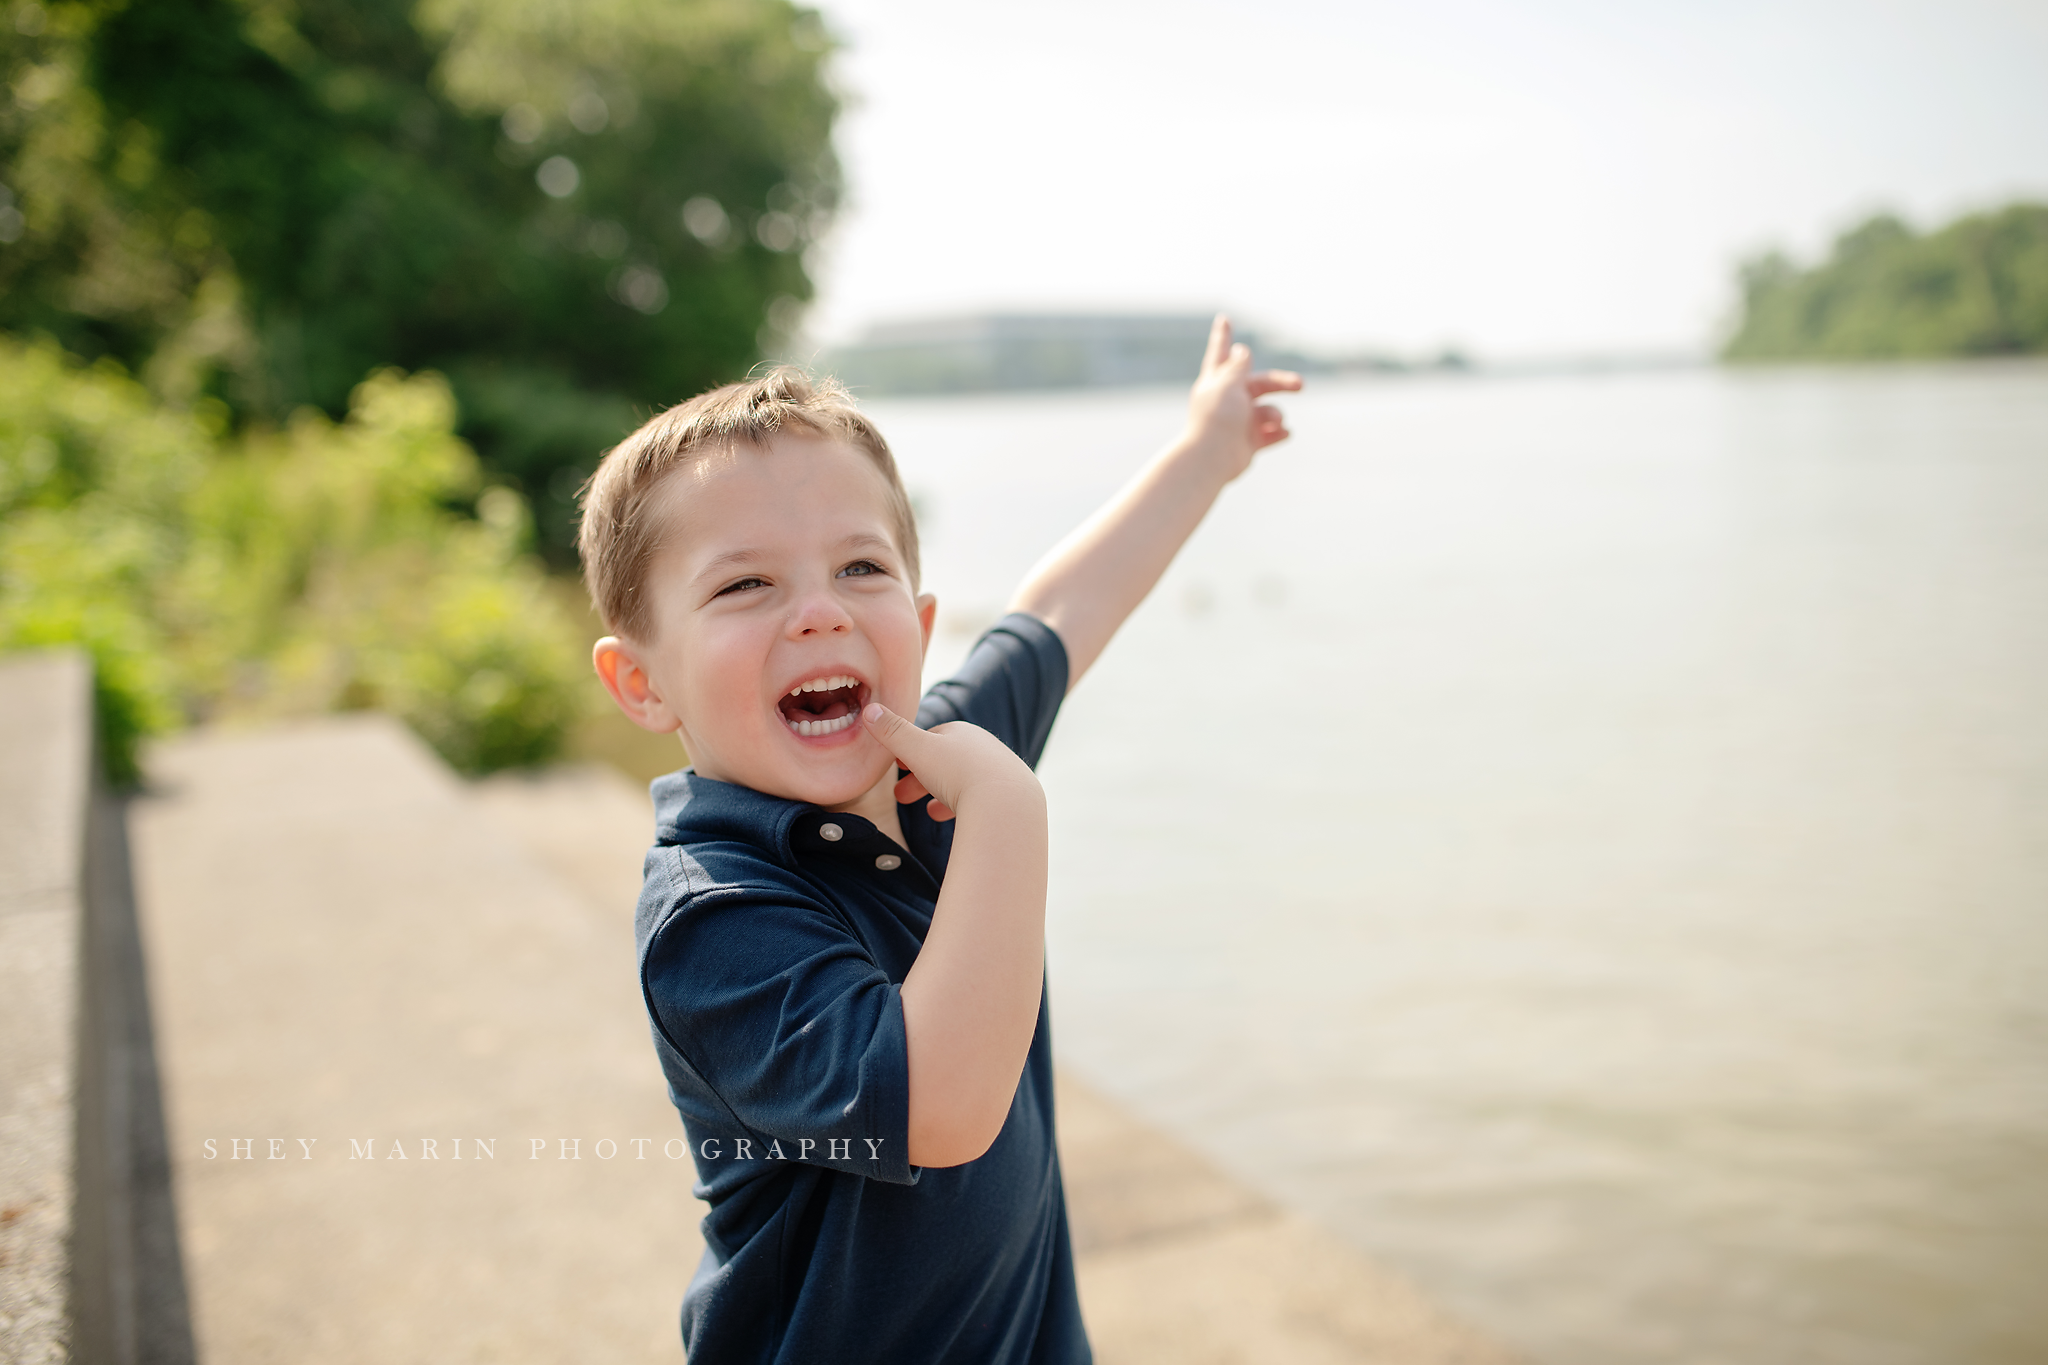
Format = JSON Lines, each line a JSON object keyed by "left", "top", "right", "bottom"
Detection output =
{"left": 582, "top": 317, "right": 1299, "bottom": 1362}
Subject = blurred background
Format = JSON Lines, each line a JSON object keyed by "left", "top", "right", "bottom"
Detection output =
{"left": 3, "top": 1, "right": 2045, "bottom": 1363}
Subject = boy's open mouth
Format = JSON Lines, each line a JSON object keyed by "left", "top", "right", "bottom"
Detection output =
{"left": 777, "top": 674, "right": 868, "bottom": 738}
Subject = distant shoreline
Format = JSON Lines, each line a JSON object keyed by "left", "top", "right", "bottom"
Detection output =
{"left": 831, "top": 344, "right": 2048, "bottom": 403}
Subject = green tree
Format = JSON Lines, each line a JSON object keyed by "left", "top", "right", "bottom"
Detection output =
{"left": 1724, "top": 203, "right": 2048, "bottom": 361}
{"left": 1, "top": 0, "right": 838, "bottom": 555}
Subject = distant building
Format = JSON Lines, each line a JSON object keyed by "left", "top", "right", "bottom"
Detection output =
{"left": 822, "top": 314, "right": 1237, "bottom": 395}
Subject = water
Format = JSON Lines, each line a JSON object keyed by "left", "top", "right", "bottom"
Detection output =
{"left": 871, "top": 364, "right": 2048, "bottom": 1365}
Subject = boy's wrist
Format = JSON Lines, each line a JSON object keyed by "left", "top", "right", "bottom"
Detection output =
{"left": 1165, "top": 427, "right": 1248, "bottom": 486}
{"left": 949, "top": 774, "right": 1046, "bottom": 823}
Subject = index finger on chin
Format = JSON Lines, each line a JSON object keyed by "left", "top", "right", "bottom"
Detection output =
{"left": 861, "top": 701, "right": 927, "bottom": 762}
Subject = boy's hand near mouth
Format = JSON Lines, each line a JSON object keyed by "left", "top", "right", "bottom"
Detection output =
{"left": 861, "top": 702, "right": 1049, "bottom": 1166}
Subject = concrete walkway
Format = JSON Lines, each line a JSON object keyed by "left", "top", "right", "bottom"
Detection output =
{"left": 131, "top": 714, "right": 1514, "bottom": 1363}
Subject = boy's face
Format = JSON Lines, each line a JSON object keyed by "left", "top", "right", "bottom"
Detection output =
{"left": 603, "top": 434, "right": 934, "bottom": 809}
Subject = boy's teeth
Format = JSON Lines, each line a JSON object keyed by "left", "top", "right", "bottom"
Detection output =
{"left": 790, "top": 712, "right": 860, "bottom": 737}
{"left": 788, "top": 674, "right": 858, "bottom": 696}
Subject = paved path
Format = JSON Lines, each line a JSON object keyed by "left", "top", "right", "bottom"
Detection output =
{"left": 131, "top": 715, "right": 1514, "bottom": 1363}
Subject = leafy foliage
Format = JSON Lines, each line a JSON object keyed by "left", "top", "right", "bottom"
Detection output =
{"left": 0, "top": 338, "right": 204, "bottom": 782}
{"left": 0, "top": 337, "right": 591, "bottom": 781}
{"left": 1, "top": 0, "right": 838, "bottom": 554}
{"left": 1724, "top": 204, "right": 2048, "bottom": 361}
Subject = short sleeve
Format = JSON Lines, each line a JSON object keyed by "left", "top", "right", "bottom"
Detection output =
{"left": 641, "top": 864, "right": 915, "bottom": 1184}
{"left": 917, "top": 612, "right": 1069, "bottom": 768}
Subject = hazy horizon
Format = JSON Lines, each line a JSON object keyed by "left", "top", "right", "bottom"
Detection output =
{"left": 802, "top": 0, "right": 2048, "bottom": 360}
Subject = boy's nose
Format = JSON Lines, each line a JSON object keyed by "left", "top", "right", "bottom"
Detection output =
{"left": 788, "top": 588, "right": 852, "bottom": 637}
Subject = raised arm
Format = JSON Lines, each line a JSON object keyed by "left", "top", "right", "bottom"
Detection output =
{"left": 1008, "top": 315, "right": 1301, "bottom": 688}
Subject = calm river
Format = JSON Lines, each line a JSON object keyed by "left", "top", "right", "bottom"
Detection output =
{"left": 872, "top": 362, "right": 2048, "bottom": 1365}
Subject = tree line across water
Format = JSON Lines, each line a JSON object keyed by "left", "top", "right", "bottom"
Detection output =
{"left": 1723, "top": 202, "right": 2048, "bottom": 361}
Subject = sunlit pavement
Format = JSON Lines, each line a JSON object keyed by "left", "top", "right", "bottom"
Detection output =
{"left": 133, "top": 715, "right": 1513, "bottom": 1363}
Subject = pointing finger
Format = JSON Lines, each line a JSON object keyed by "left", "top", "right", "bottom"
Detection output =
{"left": 1203, "top": 314, "right": 1233, "bottom": 372}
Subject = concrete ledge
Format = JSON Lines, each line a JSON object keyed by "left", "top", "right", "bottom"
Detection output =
{"left": 0, "top": 651, "right": 194, "bottom": 1365}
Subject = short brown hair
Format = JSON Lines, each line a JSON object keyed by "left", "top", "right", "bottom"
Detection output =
{"left": 577, "top": 367, "right": 920, "bottom": 640}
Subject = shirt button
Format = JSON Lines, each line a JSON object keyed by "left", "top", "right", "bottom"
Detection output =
{"left": 819, "top": 823, "right": 843, "bottom": 841}
{"left": 874, "top": 854, "right": 902, "bottom": 871}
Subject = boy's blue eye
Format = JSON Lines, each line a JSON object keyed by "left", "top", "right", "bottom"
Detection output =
{"left": 838, "top": 560, "right": 884, "bottom": 578}
{"left": 716, "top": 576, "right": 768, "bottom": 596}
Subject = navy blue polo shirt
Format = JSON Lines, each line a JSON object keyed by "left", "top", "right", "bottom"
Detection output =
{"left": 635, "top": 613, "right": 1091, "bottom": 1364}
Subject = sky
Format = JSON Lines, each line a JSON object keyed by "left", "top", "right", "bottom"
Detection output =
{"left": 799, "top": 0, "right": 2048, "bottom": 360}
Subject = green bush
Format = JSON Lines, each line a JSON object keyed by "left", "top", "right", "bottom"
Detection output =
{"left": 0, "top": 338, "right": 202, "bottom": 783}
{"left": 0, "top": 335, "right": 591, "bottom": 781}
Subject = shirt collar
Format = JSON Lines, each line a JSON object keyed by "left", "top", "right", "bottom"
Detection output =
{"left": 652, "top": 769, "right": 810, "bottom": 867}
{"left": 651, "top": 769, "right": 933, "bottom": 887}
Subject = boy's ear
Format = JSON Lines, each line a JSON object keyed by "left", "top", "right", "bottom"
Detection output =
{"left": 915, "top": 593, "right": 938, "bottom": 656}
{"left": 593, "top": 636, "right": 681, "bottom": 733}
